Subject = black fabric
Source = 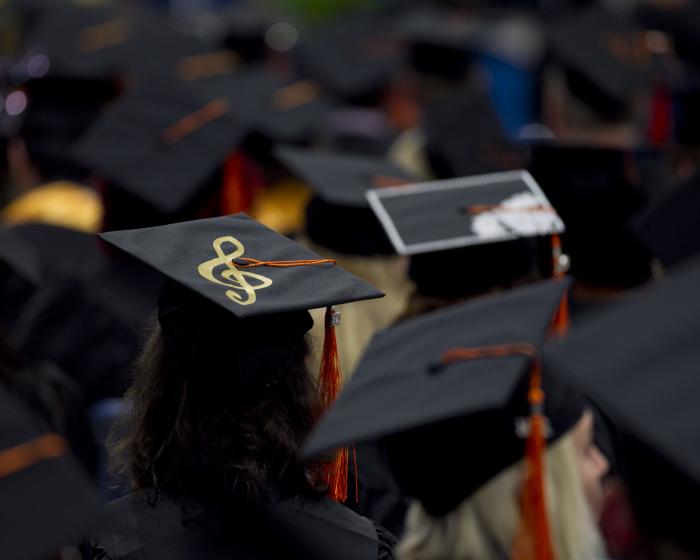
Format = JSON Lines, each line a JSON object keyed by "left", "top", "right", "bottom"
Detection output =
{"left": 296, "top": 13, "right": 404, "bottom": 103}
{"left": 529, "top": 144, "right": 654, "bottom": 288}
{"left": 303, "top": 278, "right": 583, "bottom": 472}
{"left": 423, "top": 92, "right": 527, "bottom": 179}
{"left": 547, "top": 6, "right": 660, "bottom": 118}
{"left": 632, "top": 171, "right": 700, "bottom": 268}
{"left": 306, "top": 197, "right": 396, "bottom": 256}
{"left": 0, "top": 384, "right": 101, "bottom": 560}
{"left": 408, "top": 238, "right": 539, "bottom": 299}
{"left": 99, "top": 213, "right": 383, "bottom": 319}
{"left": 386, "top": 364, "right": 584, "bottom": 517}
{"left": 82, "top": 491, "right": 390, "bottom": 560}
{"left": 276, "top": 146, "right": 416, "bottom": 208}
{"left": 192, "top": 67, "right": 335, "bottom": 144}
{"left": 70, "top": 80, "right": 247, "bottom": 215}
{"left": 544, "top": 256, "right": 700, "bottom": 556}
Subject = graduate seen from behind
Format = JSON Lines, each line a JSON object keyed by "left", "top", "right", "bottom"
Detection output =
{"left": 304, "top": 280, "right": 609, "bottom": 560}
{"left": 81, "top": 214, "right": 394, "bottom": 560}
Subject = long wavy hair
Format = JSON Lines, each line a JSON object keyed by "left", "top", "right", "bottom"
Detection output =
{"left": 110, "top": 284, "right": 326, "bottom": 506}
{"left": 397, "top": 432, "right": 606, "bottom": 560}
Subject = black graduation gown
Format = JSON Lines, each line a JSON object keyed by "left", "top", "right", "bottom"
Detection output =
{"left": 81, "top": 491, "right": 395, "bottom": 560}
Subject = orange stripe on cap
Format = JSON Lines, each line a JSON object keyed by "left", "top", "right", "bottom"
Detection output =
{"left": 162, "top": 98, "right": 230, "bottom": 145}
{"left": 0, "top": 433, "right": 67, "bottom": 478}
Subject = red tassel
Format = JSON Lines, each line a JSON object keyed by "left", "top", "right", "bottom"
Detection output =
{"left": 319, "top": 306, "right": 349, "bottom": 502}
{"left": 513, "top": 362, "right": 555, "bottom": 560}
{"left": 220, "top": 152, "right": 263, "bottom": 215}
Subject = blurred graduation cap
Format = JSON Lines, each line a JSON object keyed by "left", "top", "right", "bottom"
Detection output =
{"left": 544, "top": 256, "right": 700, "bottom": 556}
{"left": 20, "top": 2, "right": 132, "bottom": 81}
{"left": 548, "top": 5, "right": 673, "bottom": 120}
{"left": 0, "top": 384, "right": 101, "bottom": 559}
{"left": 99, "top": 213, "right": 383, "bottom": 319}
{"left": 422, "top": 92, "right": 527, "bottom": 179}
{"left": 632, "top": 170, "right": 700, "bottom": 269}
{"left": 71, "top": 79, "right": 247, "bottom": 222}
{"left": 8, "top": 222, "right": 106, "bottom": 279}
{"left": 194, "top": 66, "right": 335, "bottom": 145}
{"left": 636, "top": 0, "right": 700, "bottom": 67}
{"left": 0, "top": 228, "right": 41, "bottom": 286}
{"left": 367, "top": 170, "right": 565, "bottom": 298}
{"left": 276, "top": 146, "right": 417, "bottom": 255}
{"left": 304, "top": 278, "right": 581, "bottom": 517}
{"left": 2, "top": 223, "right": 158, "bottom": 402}
{"left": 296, "top": 13, "right": 405, "bottom": 104}
{"left": 529, "top": 144, "right": 659, "bottom": 288}
{"left": 395, "top": 6, "right": 480, "bottom": 82}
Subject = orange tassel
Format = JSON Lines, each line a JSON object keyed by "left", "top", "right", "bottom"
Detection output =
{"left": 319, "top": 306, "right": 349, "bottom": 502}
{"left": 513, "top": 361, "right": 555, "bottom": 560}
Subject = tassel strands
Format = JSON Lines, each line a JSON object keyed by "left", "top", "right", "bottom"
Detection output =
{"left": 440, "top": 344, "right": 555, "bottom": 560}
{"left": 318, "top": 306, "right": 350, "bottom": 502}
{"left": 513, "top": 358, "right": 555, "bottom": 560}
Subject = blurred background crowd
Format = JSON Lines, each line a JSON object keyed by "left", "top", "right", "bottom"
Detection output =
{"left": 1, "top": 0, "right": 700, "bottom": 558}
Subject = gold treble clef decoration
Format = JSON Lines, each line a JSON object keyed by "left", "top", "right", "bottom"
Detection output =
{"left": 197, "top": 236, "right": 273, "bottom": 306}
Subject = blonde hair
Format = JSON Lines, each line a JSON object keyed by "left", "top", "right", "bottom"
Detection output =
{"left": 397, "top": 432, "right": 606, "bottom": 560}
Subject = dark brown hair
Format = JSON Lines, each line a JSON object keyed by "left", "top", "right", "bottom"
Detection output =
{"left": 111, "top": 284, "right": 326, "bottom": 505}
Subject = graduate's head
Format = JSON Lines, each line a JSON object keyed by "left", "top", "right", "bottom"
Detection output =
{"left": 102, "top": 214, "right": 383, "bottom": 503}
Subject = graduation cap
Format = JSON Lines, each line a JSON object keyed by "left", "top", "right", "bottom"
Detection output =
{"left": 70, "top": 79, "right": 247, "bottom": 221}
{"left": 395, "top": 6, "right": 480, "bottom": 82}
{"left": 367, "top": 170, "right": 566, "bottom": 298}
{"left": 303, "top": 278, "right": 581, "bottom": 556}
{"left": 548, "top": 6, "right": 670, "bottom": 120}
{"left": 422, "top": 92, "right": 527, "bottom": 179}
{"left": 0, "top": 228, "right": 41, "bottom": 286}
{"left": 276, "top": 146, "right": 416, "bottom": 255}
{"left": 194, "top": 66, "right": 335, "bottom": 144}
{"left": 0, "top": 384, "right": 101, "bottom": 559}
{"left": 544, "top": 256, "right": 700, "bottom": 555}
{"left": 100, "top": 213, "right": 383, "bottom": 501}
{"left": 529, "top": 144, "right": 656, "bottom": 288}
{"left": 636, "top": 1, "right": 700, "bottom": 67}
{"left": 296, "top": 13, "right": 405, "bottom": 104}
{"left": 632, "top": 170, "right": 700, "bottom": 269}
{"left": 20, "top": 2, "right": 132, "bottom": 81}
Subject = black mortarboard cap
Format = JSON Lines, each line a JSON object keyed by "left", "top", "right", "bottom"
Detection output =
{"left": 636, "top": 1, "right": 700, "bottom": 67}
{"left": 20, "top": 2, "right": 130, "bottom": 81}
{"left": 632, "top": 170, "right": 700, "bottom": 269}
{"left": 0, "top": 385, "right": 101, "bottom": 559}
{"left": 304, "top": 278, "right": 583, "bottom": 516}
{"left": 548, "top": 6, "right": 664, "bottom": 119}
{"left": 70, "top": 80, "right": 247, "bottom": 216}
{"left": 276, "top": 146, "right": 416, "bottom": 208}
{"left": 367, "top": 169, "right": 564, "bottom": 256}
{"left": 422, "top": 92, "right": 527, "bottom": 179}
{"left": 529, "top": 144, "right": 655, "bottom": 288}
{"left": 194, "top": 67, "right": 334, "bottom": 144}
{"left": 276, "top": 146, "right": 417, "bottom": 256}
{"left": 296, "top": 13, "right": 405, "bottom": 103}
{"left": 544, "top": 257, "right": 700, "bottom": 555}
{"left": 0, "top": 228, "right": 41, "bottom": 285}
{"left": 9, "top": 222, "right": 106, "bottom": 280}
{"left": 367, "top": 170, "right": 564, "bottom": 298}
{"left": 396, "top": 6, "right": 479, "bottom": 82}
{"left": 98, "top": 213, "right": 383, "bottom": 319}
